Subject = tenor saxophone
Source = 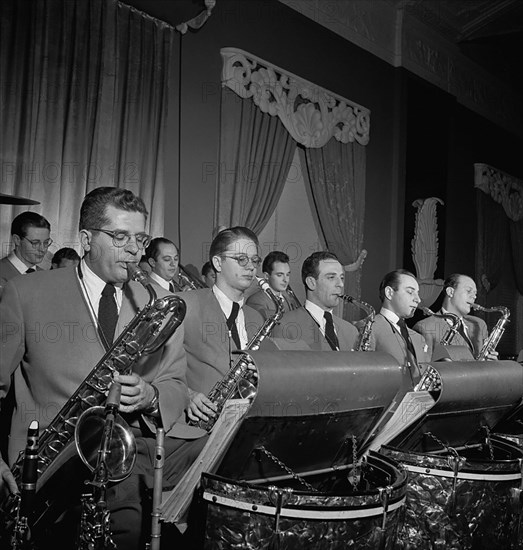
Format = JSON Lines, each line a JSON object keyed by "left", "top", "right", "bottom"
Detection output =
{"left": 418, "top": 305, "right": 461, "bottom": 345}
{"left": 189, "top": 277, "right": 285, "bottom": 432}
{"left": 340, "top": 295, "right": 375, "bottom": 351}
{"left": 470, "top": 303, "right": 510, "bottom": 360}
{"left": 1, "top": 264, "right": 186, "bottom": 542}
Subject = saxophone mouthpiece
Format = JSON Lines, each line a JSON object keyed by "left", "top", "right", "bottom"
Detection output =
{"left": 127, "top": 262, "right": 148, "bottom": 285}
{"left": 418, "top": 305, "right": 435, "bottom": 316}
{"left": 256, "top": 276, "right": 271, "bottom": 293}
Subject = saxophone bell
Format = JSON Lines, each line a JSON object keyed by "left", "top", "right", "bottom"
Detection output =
{"left": 339, "top": 295, "right": 375, "bottom": 351}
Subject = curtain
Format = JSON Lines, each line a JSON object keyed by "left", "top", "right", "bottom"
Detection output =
{"left": 214, "top": 88, "right": 297, "bottom": 235}
{"left": 510, "top": 220, "right": 523, "bottom": 295}
{"left": 0, "top": 0, "right": 173, "bottom": 259}
{"left": 303, "top": 139, "right": 366, "bottom": 320}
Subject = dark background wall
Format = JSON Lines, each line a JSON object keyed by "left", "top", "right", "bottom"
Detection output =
{"left": 127, "top": 0, "right": 523, "bottom": 333}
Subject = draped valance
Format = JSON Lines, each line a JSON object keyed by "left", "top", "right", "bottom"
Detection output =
{"left": 221, "top": 47, "right": 370, "bottom": 149}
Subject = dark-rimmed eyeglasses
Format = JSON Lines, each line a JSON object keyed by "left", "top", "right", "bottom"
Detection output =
{"left": 220, "top": 254, "right": 262, "bottom": 268}
{"left": 89, "top": 228, "right": 151, "bottom": 249}
{"left": 22, "top": 236, "right": 53, "bottom": 248}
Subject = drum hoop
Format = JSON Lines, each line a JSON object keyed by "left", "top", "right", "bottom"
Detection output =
{"left": 405, "top": 464, "right": 521, "bottom": 481}
{"left": 202, "top": 492, "right": 406, "bottom": 519}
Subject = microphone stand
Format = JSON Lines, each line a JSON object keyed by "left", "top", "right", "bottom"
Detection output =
{"left": 147, "top": 428, "right": 165, "bottom": 550}
{"left": 78, "top": 383, "right": 121, "bottom": 550}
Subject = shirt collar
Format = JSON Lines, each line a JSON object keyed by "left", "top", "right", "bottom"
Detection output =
{"left": 8, "top": 251, "right": 35, "bottom": 274}
{"left": 149, "top": 271, "right": 169, "bottom": 290}
{"left": 213, "top": 284, "right": 244, "bottom": 317}
{"left": 380, "top": 307, "right": 401, "bottom": 327}
{"left": 305, "top": 299, "right": 331, "bottom": 327}
{"left": 79, "top": 259, "right": 123, "bottom": 309}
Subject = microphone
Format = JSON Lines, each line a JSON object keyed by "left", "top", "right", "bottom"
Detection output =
{"left": 20, "top": 420, "right": 39, "bottom": 518}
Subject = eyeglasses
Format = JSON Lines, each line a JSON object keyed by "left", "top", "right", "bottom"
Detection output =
{"left": 89, "top": 228, "right": 152, "bottom": 249}
{"left": 221, "top": 254, "right": 262, "bottom": 267}
{"left": 22, "top": 236, "right": 53, "bottom": 248}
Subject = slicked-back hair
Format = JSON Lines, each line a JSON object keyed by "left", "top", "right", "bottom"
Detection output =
{"left": 209, "top": 226, "right": 259, "bottom": 263}
{"left": 443, "top": 273, "right": 465, "bottom": 292}
{"left": 379, "top": 269, "right": 417, "bottom": 302}
{"left": 262, "top": 251, "right": 290, "bottom": 274}
{"left": 51, "top": 247, "right": 80, "bottom": 265}
{"left": 79, "top": 187, "right": 148, "bottom": 231}
{"left": 11, "top": 211, "right": 50, "bottom": 237}
{"left": 145, "top": 237, "right": 177, "bottom": 262}
{"left": 301, "top": 251, "right": 340, "bottom": 288}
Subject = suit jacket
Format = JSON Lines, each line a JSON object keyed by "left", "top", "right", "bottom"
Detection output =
{"left": 413, "top": 312, "right": 488, "bottom": 359}
{"left": 180, "top": 288, "right": 264, "bottom": 395}
{"left": 246, "top": 288, "right": 294, "bottom": 320}
{"left": 368, "top": 313, "right": 430, "bottom": 366}
{"left": 0, "top": 266, "right": 189, "bottom": 464}
{"left": 0, "top": 256, "right": 43, "bottom": 299}
{"left": 271, "top": 306, "right": 359, "bottom": 351}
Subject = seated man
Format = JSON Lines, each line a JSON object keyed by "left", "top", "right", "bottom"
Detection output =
{"left": 0, "top": 187, "right": 206, "bottom": 550}
{"left": 201, "top": 260, "right": 216, "bottom": 287}
{"left": 271, "top": 251, "right": 359, "bottom": 351}
{"left": 51, "top": 247, "right": 80, "bottom": 269}
{"left": 246, "top": 250, "right": 300, "bottom": 319}
{"left": 413, "top": 273, "right": 492, "bottom": 360}
{"left": 0, "top": 211, "right": 51, "bottom": 296}
{"left": 181, "top": 227, "right": 265, "bottom": 424}
{"left": 367, "top": 269, "right": 430, "bottom": 387}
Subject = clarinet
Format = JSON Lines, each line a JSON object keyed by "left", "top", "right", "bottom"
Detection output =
{"left": 11, "top": 421, "right": 39, "bottom": 550}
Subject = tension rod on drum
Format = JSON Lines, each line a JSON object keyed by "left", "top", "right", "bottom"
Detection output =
{"left": 429, "top": 443, "right": 483, "bottom": 455}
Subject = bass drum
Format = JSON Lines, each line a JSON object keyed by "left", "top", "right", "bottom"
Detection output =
{"left": 201, "top": 451, "right": 407, "bottom": 550}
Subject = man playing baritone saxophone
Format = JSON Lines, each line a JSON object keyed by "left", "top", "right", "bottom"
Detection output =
{"left": 413, "top": 273, "right": 495, "bottom": 360}
{"left": 271, "top": 251, "right": 359, "bottom": 351}
{"left": 367, "top": 270, "right": 430, "bottom": 388}
{"left": 0, "top": 187, "right": 207, "bottom": 550}
{"left": 246, "top": 250, "right": 298, "bottom": 319}
{"left": 179, "top": 227, "right": 265, "bottom": 424}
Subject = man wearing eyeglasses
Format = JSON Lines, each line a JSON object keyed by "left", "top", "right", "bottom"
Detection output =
{"left": 178, "top": 226, "right": 265, "bottom": 425}
{"left": 0, "top": 211, "right": 52, "bottom": 296}
{"left": 0, "top": 187, "right": 206, "bottom": 549}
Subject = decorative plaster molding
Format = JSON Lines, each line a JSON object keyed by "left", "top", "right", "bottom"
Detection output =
{"left": 277, "top": 0, "right": 523, "bottom": 139}
{"left": 474, "top": 163, "right": 523, "bottom": 222}
{"left": 220, "top": 47, "right": 370, "bottom": 148}
{"left": 411, "top": 197, "right": 444, "bottom": 307}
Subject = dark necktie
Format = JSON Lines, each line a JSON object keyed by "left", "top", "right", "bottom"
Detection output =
{"left": 169, "top": 282, "right": 175, "bottom": 293}
{"left": 227, "top": 302, "right": 241, "bottom": 349}
{"left": 324, "top": 311, "right": 339, "bottom": 351}
{"left": 98, "top": 283, "right": 118, "bottom": 349}
{"left": 398, "top": 318, "right": 417, "bottom": 360}
{"left": 457, "top": 319, "right": 474, "bottom": 352}
{"left": 25, "top": 267, "right": 36, "bottom": 274}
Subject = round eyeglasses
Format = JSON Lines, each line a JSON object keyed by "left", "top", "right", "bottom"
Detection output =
{"left": 89, "top": 228, "right": 152, "bottom": 249}
{"left": 220, "top": 254, "right": 262, "bottom": 268}
{"left": 22, "top": 236, "right": 53, "bottom": 249}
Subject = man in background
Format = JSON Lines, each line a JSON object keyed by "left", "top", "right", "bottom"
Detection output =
{"left": 247, "top": 250, "right": 300, "bottom": 319}
{"left": 0, "top": 211, "right": 51, "bottom": 294}
{"left": 144, "top": 237, "right": 180, "bottom": 292}
{"left": 51, "top": 247, "right": 80, "bottom": 269}
{"left": 413, "top": 273, "right": 492, "bottom": 359}
{"left": 272, "top": 251, "right": 359, "bottom": 351}
{"left": 201, "top": 260, "right": 216, "bottom": 287}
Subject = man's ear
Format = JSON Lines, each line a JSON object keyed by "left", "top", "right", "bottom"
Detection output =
{"left": 446, "top": 287, "right": 454, "bottom": 298}
{"left": 212, "top": 255, "right": 222, "bottom": 273}
{"left": 12, "top": 234, "right": 21, "bottom": 249}
{"left": 263, "top": 270, "right": 270, "bottom": 280}
{"left": 79, "top": 229, "right": 91, "bottom": 252}
{"left": 385, "top": 285, "right": 394, "bottom": 301}
{"left": 305, "top": 275, "right": 316, "bottom": 291}
{"left": 147, "top": 257, "right": 155, "bottom": 269}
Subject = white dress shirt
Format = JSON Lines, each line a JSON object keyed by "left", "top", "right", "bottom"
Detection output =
{"left": 305, "top": 299, "right": 336, "bottom": 339}
{"left": 7, "top": 252, "right": 37, "bottom": 274}
{"left": 213, "top": 285, "right": 248, "bottom": 348}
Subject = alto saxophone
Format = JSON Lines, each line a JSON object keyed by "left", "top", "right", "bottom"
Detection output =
{"left": 189, "top": 277, "right": 285, "bottom": 432}
{"left": 470, "top": 303, "right": 510, "bottom": 360}
{"left": 340, "top": 295, "right": 375, "bottom": 351}
{"left": 171, "top": 265, "right": 207, "bottom": 291}
{"left": 1, "top": 264, "right": 186, "bottom": 543}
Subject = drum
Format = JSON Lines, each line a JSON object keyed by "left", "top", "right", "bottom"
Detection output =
{"left": 382, "top": 436, "right": 523, "bottom": 550}
{"left": 201, "top": 451, "right": 407, "bottom": 550}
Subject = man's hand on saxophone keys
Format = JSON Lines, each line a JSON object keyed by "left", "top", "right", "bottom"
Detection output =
{"left": 187, "top": 389, "right": 217, "bottom": 423}
{"left": 113, "top": 373, "right": 157, "bottom": 414}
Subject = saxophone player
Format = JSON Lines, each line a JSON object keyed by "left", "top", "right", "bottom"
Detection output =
{"left": 413, "top": 273, "right": 496, "bottom": 360}
{"left": 0, "top": 187, "right": 206, "bottom": 550}
{"left": 246, "top": 251, "right": 298, "bottom": 319}
{"left": 144, "top": 237, "right": 181, "bottom": 292}
{"left": 271, "top": 251, "right": 359, "bottom": 351}
{"left": 178, "top": 227, "right": 265, "bottom": 424}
